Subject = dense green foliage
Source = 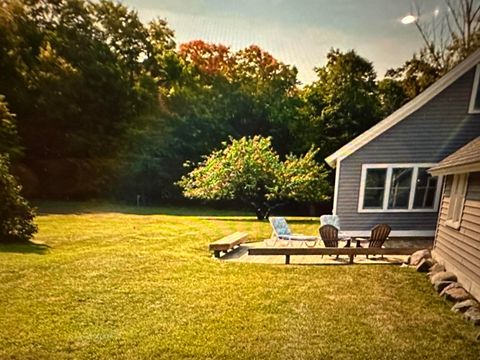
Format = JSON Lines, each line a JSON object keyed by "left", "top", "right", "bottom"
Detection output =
{"left": 1, "top": 0, "right": 477, "bottom": 206}
{"left": 0, "top": 1, "right": 305, "bottom": 202}
{"left": 1, "top": 202, "right": 479, "bottom": 359}
{"left": 0, "top": 95, "right": 21, "bottom": 158}
{"left": 178, "top": 136, "right": 330, "bottom": 219}
{"left": 0, "top": 154, "right": 37, "bottom": 242}
{"left": 296, "top": 50, "right": 382, "bottom": 159}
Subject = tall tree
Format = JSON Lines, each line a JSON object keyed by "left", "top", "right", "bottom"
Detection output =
{"left": 377, "top": 78, "right": 408, "bottom": 117}
{"left": 0, "top": 0, "right": 176, "bottom": 198}
{"left": 298, "top": 49, "right": 380, "bottom": 159}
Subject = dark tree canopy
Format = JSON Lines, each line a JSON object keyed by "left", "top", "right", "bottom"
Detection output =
{"left": 2, "top": 0, "right": 470, "bottom": 215}
{"left": 295, "top": 49, "right": 381, "bottom": 159}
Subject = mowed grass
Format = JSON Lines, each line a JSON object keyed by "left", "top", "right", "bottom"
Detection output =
{"left": 1, "top": 202, "right": 479, "bottom": 359}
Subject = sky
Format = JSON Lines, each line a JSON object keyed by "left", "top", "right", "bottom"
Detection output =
{"left": 123, "top": 0, "right": 444, "bottom": 84}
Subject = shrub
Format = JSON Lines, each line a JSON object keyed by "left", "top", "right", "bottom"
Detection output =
{"left": 0, "top": 154, "right": 37, "bottom": 242}
{"left": 178, "top": 136, "right": 330, "bottom": 219}
{"left": 0, "top": 95, "right": 22, "bottom": 158}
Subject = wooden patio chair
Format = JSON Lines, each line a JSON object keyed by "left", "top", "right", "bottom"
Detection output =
{"left": 319, "top": 224, "right": 339, "bottom": 259}
{"left": 362, "top": 224, "right": 391, "bottom": 258}
{"left": 320, "top": 214, "right": 350, "bottom": 242}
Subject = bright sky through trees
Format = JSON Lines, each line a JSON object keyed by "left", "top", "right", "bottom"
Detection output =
{"left": 124, "top": 0, "right": 443, "bottom": 83}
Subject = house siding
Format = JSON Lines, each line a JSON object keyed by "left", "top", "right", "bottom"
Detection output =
{"left": 433, "top": 172, "right": 480, "bottom": 301}
{"left": 336, "top": 67, "right": 480, "bottom": 232}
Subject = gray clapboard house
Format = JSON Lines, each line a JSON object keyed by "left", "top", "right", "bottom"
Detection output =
{"left": 325, "top": 48, "right": 480, "bottom": 238}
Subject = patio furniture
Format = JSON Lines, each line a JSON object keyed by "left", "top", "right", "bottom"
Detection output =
{"left": 319, "top": 225, "right": 339, "bottom": 247}
{"left": 319, "top": 224, "right": 340, "bottom": 259}
{"left": 267, "top": 217, "right": 318, "bottom": 247}
{"left": 320, "top": 215, "right": 341, "bottom": 229}
{"left": 209, "top": 232, "right": 249, "bottom": 258}
{"left": 320, "top": 214, "right": 350, "bottom": 242}
{"left": 358, "top": 224, "right": 392, "bottom": 258}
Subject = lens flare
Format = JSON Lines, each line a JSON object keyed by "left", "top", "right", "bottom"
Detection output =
{"left": 401, "top": 15, "right": 417, "bottom": 24}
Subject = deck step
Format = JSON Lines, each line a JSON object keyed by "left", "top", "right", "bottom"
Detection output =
{"left": 209, "top": 232, "right": 249, "bottom": 257}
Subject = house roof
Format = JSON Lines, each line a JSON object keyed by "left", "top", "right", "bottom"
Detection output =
{"left": 325, "top": 48, "right": 480, "bottom": 168}
{"left": 429, "top": 136, "right": 480, "bottom": 176}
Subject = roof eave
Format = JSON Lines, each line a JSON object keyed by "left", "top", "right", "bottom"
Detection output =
{"left": 429, "top": 161, "right": 480, "bottom": 176}
{"left": 325, "top": 155, "right": 336, "bottom": 168}
{"left": 324, "top": 48, "right": 480, "bottom": 166}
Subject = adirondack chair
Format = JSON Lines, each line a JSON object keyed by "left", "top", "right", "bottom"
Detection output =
{"left": 360, "top": 224, "right": 392, "bottom": 258}
{"left": 320, "top": 214, "right": 350, "bottom": 240}
{"left": 319, "top": 224, "right": 340, "bottom": 259}
{"left": 319, "top": 225, "right": 339, "bottom": 248}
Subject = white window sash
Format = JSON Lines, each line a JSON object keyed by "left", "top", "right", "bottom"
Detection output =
{"left": 407, "top": 167, "right": 418, "bottom": 209}
{"left": 358, "top": 163, "right": 443, "bottom": 213}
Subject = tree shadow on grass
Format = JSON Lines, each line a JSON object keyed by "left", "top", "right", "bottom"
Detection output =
{"left": 0, "top": 241, "right": 50, "bottom": 254}
{"left": 35, "top": 201, "right": 252, "bottom": 217}
{"left": 204, "top": 218, "right": 317, "bottom": 225}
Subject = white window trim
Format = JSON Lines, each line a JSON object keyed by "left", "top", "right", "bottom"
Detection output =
{"left": 446, "top": 173, "right": 469, "bottom": 229}
{"left": 468, "top": 64, "right": 480, "bottom": 114}
{"left": 332, "top": 158, "right": 342, "bottom": 215}
{"left": 358, "top": 163, "right": 443, "bottom": 213}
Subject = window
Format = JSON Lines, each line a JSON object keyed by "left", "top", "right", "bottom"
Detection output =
{"left": 468, "top": 64, "right": 480, "bottom": 113}
{"left": 413, "top": 168, "right": 438, "bottom": 209}
{"left": 359, "top": 164, "right": 443, "bottom": 212}
{"left": 388, "top": 168, "right": 413, "bottom": 209}
{"left": 363, "top": 168, "right": 387, "bottom": 208}
{"left": 446, "top": 173, "right": 469, "bottom": 229}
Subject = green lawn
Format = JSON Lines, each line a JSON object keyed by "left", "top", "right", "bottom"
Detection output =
{"left": 1, "top": 202, "right": 479, "bottom": 359}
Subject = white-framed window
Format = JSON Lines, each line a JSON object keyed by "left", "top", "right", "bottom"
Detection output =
{"left": 358, "top": 163, "right": 443, "bottom": 213}
{"left": 468, "top": 64, "right": 480, "bottom": 114}
{"left": 446, "top": 173, "right": 469, "bottom": 229}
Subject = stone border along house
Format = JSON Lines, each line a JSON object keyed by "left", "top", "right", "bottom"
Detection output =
{"left": 429, "top": 137, "right": 480, "bottom": 301}
{"left": 325, "top": 48, "right": 480, "bottom": 238}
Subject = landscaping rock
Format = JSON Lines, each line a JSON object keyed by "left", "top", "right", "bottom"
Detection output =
{"left": 410, "top": 249, "right": 431, "bottom": 266}
{"left": 434, "top": 280, "right": 455, "bottom": 293}
{"left": 428, "top": 263, "right": 445, "bottom": 277}
{"left": 416, "top": 258, "right": 434, "bottom": 272}
{"left": 464, "top": 307, "right": 480, "bottom": 326}
{"left": 430, "top": 271, "right": 457, "bottom": 284}
{"left": 440, "top": 284, "right": 471, "bottom": 302}
{"left": 451, "top": 299, "right": 479, "bottom": 313}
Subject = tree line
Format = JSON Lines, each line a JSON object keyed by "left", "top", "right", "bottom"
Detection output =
{"left": 1, "top": 0, "right": 478, "bottom": 205}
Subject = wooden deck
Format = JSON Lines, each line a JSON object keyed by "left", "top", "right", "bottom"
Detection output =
{"left": 217, "top": 240, "right": 426, "bottom": 265}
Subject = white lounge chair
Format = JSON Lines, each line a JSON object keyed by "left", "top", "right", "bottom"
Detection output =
{"left": 267, "top": 217, "right": 318, "bottom": 247}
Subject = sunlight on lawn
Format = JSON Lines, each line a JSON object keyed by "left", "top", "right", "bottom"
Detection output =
{"left": 0, "top": 202, "right": 479, "bottom": 359}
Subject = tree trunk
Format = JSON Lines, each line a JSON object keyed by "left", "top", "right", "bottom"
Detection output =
{"left": 251, "top": 201, "right": 267, "bottom": 220}
{"left": 250, "top": 201, "right": 286, "bottom": 220}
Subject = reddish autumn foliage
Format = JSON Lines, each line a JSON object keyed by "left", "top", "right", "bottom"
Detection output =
{"left": 179, "top": 40, "right": 235, "bottom": 77}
